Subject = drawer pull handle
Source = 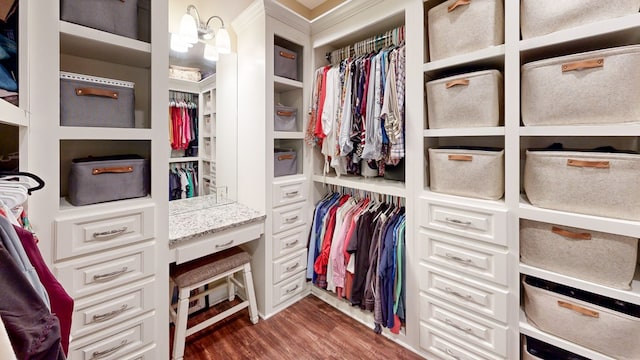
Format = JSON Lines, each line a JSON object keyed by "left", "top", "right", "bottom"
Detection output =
{"left": 284, "top": 239, "right": 299, "bottom": 248}
{"left": 216, "top": 240, "right": 234, "bottom": 249}
{"left": 445, "top": 253, "right": 473, "bottom": 265}
{"left": 285, "top": 216, "right": 299, "bottom": 224}
{"left": 92, "top": 226, "right": 128, "bottom": 239}
{"left": 91, "top": 339, "right": 128, "bottom": 359}
{"left": 286, "top": 263, "right": 300, "bottom": 272}
{"left": 284, "top": 191, "right": 299, "bottom": 197}
{"left": 445, "top": 217, "right": 472, "bottom": 226}
{"left": 551, "top": 226, "right": 592, "bottom": 240}
{"left": 285, "top": 284, "right": 299, "bottom": 294}
{"left": 93, "top": 304, "right": 128, "bottom": 323}
{"left": 444, "top": 287, "right": 474, "bottom": 302}
{"left": 444, "top": 348, "right": 462, "bottom": 360}
{"left": 444, "top": 318, "right": 473, "bottom": 334}
{"left": 93, "top": 267, "right": 128, "bottom": 282}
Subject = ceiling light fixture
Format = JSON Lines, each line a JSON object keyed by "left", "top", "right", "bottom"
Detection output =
{"left": 171, "top": 4, "right": 231, "bottom": 61}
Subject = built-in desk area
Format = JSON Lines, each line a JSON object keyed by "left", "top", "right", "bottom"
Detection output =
{"left": 168, "top": 195, "right": 266, "bottom": 264}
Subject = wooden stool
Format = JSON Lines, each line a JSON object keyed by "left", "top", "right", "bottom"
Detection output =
{"left": 169, "top": 247, "right": 258, "bottom": 360}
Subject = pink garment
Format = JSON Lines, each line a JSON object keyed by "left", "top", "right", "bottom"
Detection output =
{"left": 331, "top": 199, "right": 369, "bottom": 290}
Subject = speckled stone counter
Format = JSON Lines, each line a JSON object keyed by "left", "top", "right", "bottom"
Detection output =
{"left": 169, "top": 195, "right": 266, "bottom": 249}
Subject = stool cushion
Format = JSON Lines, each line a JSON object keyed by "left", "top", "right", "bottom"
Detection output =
{"left": 170, "top": 247, "right": 251, "bottom": 288}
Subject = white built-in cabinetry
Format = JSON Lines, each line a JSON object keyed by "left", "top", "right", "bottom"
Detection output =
{"left": 25, "top": 1, "right": 169, "bottom": 358}
{"left": 234, "top": 0, "right": 312, "bottom": 318}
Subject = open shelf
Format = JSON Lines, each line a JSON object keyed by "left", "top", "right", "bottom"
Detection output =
{"left": 313, "top": 173, "right": 406, "bottom": 198}
{"left": 274, "top": 131, "right": 304, "bottom": 139}
{"left": 274, "top": 76, "right": 304, "bottom": 92}
{"left": 169, "top": 157, "right": 199, "bottom": 163}
{"left": 59, "top": 127, "right": 153, "bottom": 141}
{"left": 424, "top": 127, "right": 505, "bottom": 138}
{"left": 519, "top": 124, "right": 640, "bottom": 137}
{"left": 60, "top": 21, "right": 151, "bottom": 68}
{"left": 59, "top": 195, "right": 153, "bottom": 213}
{"left": 0, "top": 100, "right": 27, "bottom": 127}
{"left": 423, "top": 45, "right": 505, "bottom": 76}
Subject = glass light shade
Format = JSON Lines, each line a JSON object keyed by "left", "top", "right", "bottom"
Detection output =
{"left": 203, "top": 43, "right": 219, "bottom": 62}
{"left": 215, "top": 27, "right": 231, "bottom": 54}
{"left": 170, "top": 33, "right": 189, "bottom": 53}
{"left": 179, "top": 13, "right": 198, "bottom": 44}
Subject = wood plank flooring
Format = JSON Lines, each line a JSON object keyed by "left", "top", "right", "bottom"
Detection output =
{"left": 171, "top": 295, "right": 426, "bottom": 360}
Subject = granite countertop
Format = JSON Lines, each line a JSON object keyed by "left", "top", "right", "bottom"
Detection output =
{"left": 169, "top": 195, "right": 266, "bottom": 248}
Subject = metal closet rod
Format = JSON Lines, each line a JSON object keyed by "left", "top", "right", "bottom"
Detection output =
{"left": 325, "top": 25, "right": 406, "bottom": 64}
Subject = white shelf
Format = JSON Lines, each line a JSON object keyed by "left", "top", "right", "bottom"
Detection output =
{"left": 274, "top": 76, "right": 304, "bottom": 92}
{"left": 313, "top": 173, "right": 406, "bottom": 198}
{"left": 59, "top": 21, "right": 151, "bottom": 68}
{"left": 424, "top": 127, "right": 505, "bottom": 137}
{"left": 201, "top": 156, "right": 212, "bottom": 162}
{"left": 202, "top": 174, "right": 211, "bottom": 181}
{"left": 423, "top": 45, "right": 505, "bottom": 74}
{"left": 168, "top": 79, "right": 200, "bottom": 93}
{"left": 169, "top": 157, "right": 199, "bottom": 163}
{"left": 274, "top": 131, "right": 304, "bottom": 139}
{"left": 59, "top": 127, "right": 153, "bottom": 140}
{"left": 518, "top": 195, "right": 640, "bottom": 238}
{"left": 520, "top": 264, "right": 640, "bottom": 306}
{"left": 519, "top": 124, "right": 640, "bottom": 137}
{"left": 0, "top": 100, "right": 27, "bottom": 127}
{"left": 422, "top": 190, "right": 507, "bottom": 211}
{"left": 519, "top": 310, "right": 616, "bottom": 360}
{"left": 59, "top": 196, "right": 153, "bottom": 213}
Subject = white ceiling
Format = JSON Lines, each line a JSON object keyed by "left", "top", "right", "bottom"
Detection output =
{"left": 295, "top": 0, "right": 329, "bottom": 10}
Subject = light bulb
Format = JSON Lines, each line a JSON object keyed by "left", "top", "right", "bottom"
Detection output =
{"left": 204, "top": 43, "right": 219, "bottom": 62}
{"left": 215, "top": 27, "right": 231, "bottom": 54}
{"left": 170, "top": 33, "right": 189, "bottom": 53}
{"left": 179, "top": 12, "right": 198, "bottom": 44}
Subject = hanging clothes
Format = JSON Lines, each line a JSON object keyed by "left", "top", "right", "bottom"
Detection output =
{"left": 169, "top": 163, "right": 199, "bottom": 201}
{"left": 169, "top": 92, "right": 198, "bottom": 151}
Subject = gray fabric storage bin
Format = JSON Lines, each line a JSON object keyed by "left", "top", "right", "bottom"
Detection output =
{"left": 60, "top": 72, "right": 135, "bottom": 128}
{"left": 137, "top": 0, "right": 151, "bottom": 43}
{"left": 274, "top": 45, "right": 298, "bottom": 81}
{"left": 68, "top": 155, "right": 150, "bottom": 206}
{"left": 61, "top": 0, "right": 138, "bottom": 39}
{"left": 274, "top": 105, "right": 297, "bottom": 131}
{"left": 274, "top": 149, "right": 297, "bottom": 177}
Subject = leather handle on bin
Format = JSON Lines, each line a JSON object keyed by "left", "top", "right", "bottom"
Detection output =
{"left": 551, "top": 226, "right": 592, "bottom": 240}
{"left": 277, "top": 110, "right": 295, "bottom": 117}
{"left": 557, "top": 300, "right": 599, "bottom": 318}
{"left": 92, "top": 166, "right": 134, "bottom": 175}
{"left": 448, "top": 154, "right": 473, "bottom": 161}
{"left": 445, "top": 79, "right": 470, "bottom": 88}
{"left": 448, "top": 0, "right": 471, "bottom": 12}
{"left": 279, "top": 51, "right": 296, "bottom": 60}
{"left": 561, "top": 58, "right": 604, "bottom": 72}
{"left": 76, "top": 88, "right": 119, "bottom": 99}
{"left": 567, "top": 159, "right": 610, "bottom": 169}
{"left": 277, "top": 154, "right": 295, "bottom": 161}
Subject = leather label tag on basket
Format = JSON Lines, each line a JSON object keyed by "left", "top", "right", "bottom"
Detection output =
{"left": 562, "top": 58, "right": 604, "bottom": 72}
{"left": 445, "top": 79, "right": 470, "bottom": 88}
{"left": 557, "top": 300, "right": 599, "bottom": 318}
{"left": 448, "top": 154, "right": 473, "bottom": 161}
{"left": 92, "top": 166, "right": 134, "bottom": 175}
{"left": 279, "top": 51, "right": 296, "bottom": 60}
{"left": 551, "top": 226, "right": 592, "bottom": 240}
{"left": 76, "top": 88, "right": 119, "bottom": 99}
{"left": 448, "top": 0, "right": 470, "bottom": 12}
{"left": 277, "top": 154, "right": 295, "bottom": 161}
{"left": 566, "top": 159, "right": 610, "bottom": 168}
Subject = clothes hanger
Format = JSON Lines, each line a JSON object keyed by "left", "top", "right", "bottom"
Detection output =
{"left": 0, "top": 171, "right": 45, "bottom": 194}
{"left": 0, "top": 184, "right": 28, "bottom": 209}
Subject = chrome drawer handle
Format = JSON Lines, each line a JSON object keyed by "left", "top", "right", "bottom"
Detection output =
{"left": 93, "top": 304, "right": 128, "bottom": 323}
{"left": 91, "top": 339, "right": 127, "bottom": 359}
{"left": 445, "top": 217, "right": 471, "bottom": 226}
{"left": 285, "top": 284, "right": 299, "bottom": 294}
{"left": 445, "top": 253, "right": 473, "bottom": 265}
{"left": 444, "top": 287, "right": 474, "bottom": 302}
{"left": 285, "top": 263, "right": 299, "bottom": 272}
{"left": 215, "top": 240, "right": 234, "bottom": 249}
{"left": 284, "top": 216, "right": 299, "bottom": 224}
{"left": 284, "top": 239, "right": 299, "bottom": 248}
{"left": 444, "top": 318, "right": 473, "bottom": 334}
{"left": 444, "top": 348, "right": 462, "bottom": 360}
{"left": 92, "top": 226, "right": 128, "bottom": 240}
{"left": 93, "top": 267, "right": 128, "bottom": 282}
{"left": 284, "top": 191, "right": 299, "bottom": 197}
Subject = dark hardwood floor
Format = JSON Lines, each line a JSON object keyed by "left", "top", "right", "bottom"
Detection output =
{"left": 171, "top": 294, "right": 426, "bottom": 360}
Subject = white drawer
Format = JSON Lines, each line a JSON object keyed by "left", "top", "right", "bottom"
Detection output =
{"left": 420, "top": 293, "right": 508, "bottom": 357}
{"left": 55, "top": 204, "right": 155, "bottom": 261}
{"left": 272, "top": 226, "right": 307, "bottom": 260}
{"left": 272, "top": 202, "right": 307, "bottom": 235}
{"left": 420, "top": 322, "right": 503, "bottom": 360}
{"left": 69, "top": 313, "right": 155, "bottom": 360}
{"left": 272, "top": 176, "right": 308, "bottom": 208}
{"left": 120, "top": 344, "right": 157, "bottom": 360}
{"left": 419, "top": 264, "right": 508, "bottom": 323}
{"left": 273, "top": 271, "right": 306, "bottom": 306}
{"left": 55, "top": 242, "right": 155, "bottom": 299}
{"left": 420, "top": 198, "right": 506, "bottom": 246}
{"left": 273, "top": 249, "right": 307, "bottom": 284}
{"left": 419, "top": 229, "right": 508, "bottom": 286}
{"left": 72, "top": 278, "right": 155, "bottom": 339}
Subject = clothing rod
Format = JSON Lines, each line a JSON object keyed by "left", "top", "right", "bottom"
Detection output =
{"left": 325, "top": 25, "right": 405, "bottom": 64}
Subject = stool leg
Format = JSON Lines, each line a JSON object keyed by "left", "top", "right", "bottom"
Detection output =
{"left": 227, "top": 274, "right": 236, "bottom": 301}
{"left": 242, "top": 263, "right": 259, "bottom": 324}
{"left": 172, "top": 286, "right": 191, "bottom": 360}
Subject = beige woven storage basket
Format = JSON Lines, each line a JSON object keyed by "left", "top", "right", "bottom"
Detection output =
{"left": 523, "top": 276, "right": 640, "bottom": 360}
{"left": 521, "top": 0, "right": 640, "bottom": 39}
{"left": 520, "top": 219, "right": 638, "bottom": 290}
{"left": 524, "top": 149, "right": 640, "bottom": 220}
{"left": 429, "top": 148, "right": 504, "bottom": 200}
{"left": 521, "top": 45, "right": 640, "bottom": 126}
{"left": 426, "top": 70, "right": 503, "bottom": 129}
{"left": 427, "top": 0, "right": 504, "bottom": 61}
